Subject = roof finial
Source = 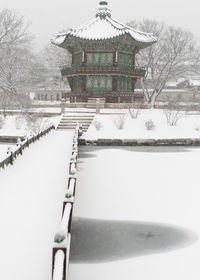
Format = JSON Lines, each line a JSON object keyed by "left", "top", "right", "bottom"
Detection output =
{"left": 99, "top": 1, "right": 108, "bottom": 5}
{"left": 96, "top": 1, "right": 111, "bottom": 18}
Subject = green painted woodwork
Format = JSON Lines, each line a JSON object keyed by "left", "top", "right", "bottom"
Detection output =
{"left": 86, "top": 75, "right": 112, "bottom": 92}
{"left": 59, "top": 34, "right": 153, "bottom": 54}
{"left": 87, "top": 53, "right": 113, "bottom": 65}
{"left": 87, "top": 46, "right": 114, "bottom": 52}
{"left": 73, "top": 77, "right": 82, "bottom": 91}
{"left": 57, "top": 34, "right": 148, "bottom": 96}
{"left": 118, "top": 53, "right": 132, "bottom": 67}
{"left": 117, "top": 77, "right": 132, "bottom": 92}
{"left": 73, "top": 53, "right": 82, "bottom": 66}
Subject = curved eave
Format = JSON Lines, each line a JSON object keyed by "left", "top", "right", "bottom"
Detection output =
{"left": 52, "top": 33, "right": 157, "bottom": 52}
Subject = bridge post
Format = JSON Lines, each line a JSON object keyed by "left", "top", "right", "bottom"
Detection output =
{"left": 52, "top": 248, "right": 67, "bottom": 280}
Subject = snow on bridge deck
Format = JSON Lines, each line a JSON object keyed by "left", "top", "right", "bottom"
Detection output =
{"left": 70, "top": 146, "right": 200, "bottom": 280}
{"left": 0, "top": 131, "right": 73, "bottom": 280}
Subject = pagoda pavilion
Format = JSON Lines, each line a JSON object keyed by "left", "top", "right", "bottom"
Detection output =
{"left": 52, "top": 1, "right": 157, "bottom": 103}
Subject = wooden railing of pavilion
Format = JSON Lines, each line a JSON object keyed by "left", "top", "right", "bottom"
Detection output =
{"left": 52, "top": 124, "right": 81, "bottom": 280}
{"left": 61, "top": 64, "right": 146, "bottom": 78}
{"left": 0, "top": 125, "right": 55, "bottom": 170}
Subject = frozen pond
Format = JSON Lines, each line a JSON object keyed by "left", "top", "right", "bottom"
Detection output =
{"left": 69, "top": 146, "right": 200, "bottom": 280}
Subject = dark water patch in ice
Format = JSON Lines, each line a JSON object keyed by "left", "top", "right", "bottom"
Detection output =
{"left": 70, "top": 218, "right": 197, "bottom": 264}
{"left": 78, "top": 150, "right": 97, "bottom": 159}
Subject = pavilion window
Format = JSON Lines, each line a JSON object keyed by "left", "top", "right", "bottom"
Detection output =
{"left": 128, "top": 78, "right": 132, "bottom": 91}
{"left": 106, "top": 77, "right": 112, "bottom": 90}
{"left": 107, "top": 53, "right": 113, "bottom": 64}
{"left": 86, "top": 76, "right": 92, "bottom": 88}
{"left": 94, "top": 77, "right": 98, "bottom": 88}
{"left": 73, "top": 53, "right": 82, "bottom": 66}
{"left": 117, "top": 78, "right": 121, "bottom": 91}
{"left": 87, "top": 52, "right": 113, "bottom": 65}
{"left": 100, "top": 54, "right": 106, "bottom": 65}
{"left": 87, "top": 53, "right": 93, "bottom": 64}
{"left": 94, "top": 54, "right": 99, "bottom": 64}
{"left": 118, "top": 53, "right": 132, "bottom": 67}
{"left": 73, "top": 77, "right": 81, "bottom": 91}
{"left": 100, "top": 77, "right": 104, "bottom": 88}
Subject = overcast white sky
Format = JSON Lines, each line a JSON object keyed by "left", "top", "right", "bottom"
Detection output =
{"left": 0, "top": 0, "right": 199, "bottom": 51}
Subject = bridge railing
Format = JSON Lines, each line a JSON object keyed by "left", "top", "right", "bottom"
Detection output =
{"left": 0, "top": 125, "right": 55, "bottom": 170}
{"left": 52, "top": 123, "right": 81, "bottom": 280}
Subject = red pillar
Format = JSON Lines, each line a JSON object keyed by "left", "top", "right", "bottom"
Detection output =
{"left": 82, "top": 76, "right": 86, "bottom": 92}
{"left": 132, "top": 78, "right": 136, "bottom": 92}
{"left": 112, "top": 76, "right": 117, "bottom": 92}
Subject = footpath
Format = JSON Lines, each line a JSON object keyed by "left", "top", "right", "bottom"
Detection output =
{"left": 0, "top": 130, "right": 73, "bottom": 280}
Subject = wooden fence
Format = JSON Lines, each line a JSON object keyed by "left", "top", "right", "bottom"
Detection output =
{"left": 0, "top": 125, "right": 55, "bottom": 170}
{"left": 52, "top": 124, "right": 81, "bottom": 280}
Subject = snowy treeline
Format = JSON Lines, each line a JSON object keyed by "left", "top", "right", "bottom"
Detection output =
{"left": 0, "top": 8, "right": 200, "bottom": 110}
{"left": 0, "top": 9, "right": 71, "bottom": 111}
{"left": 128, "top": 19, "right": 200, "bottom": 107}
{"left": 0, "top": 9, "right": 43, "bottom": 109}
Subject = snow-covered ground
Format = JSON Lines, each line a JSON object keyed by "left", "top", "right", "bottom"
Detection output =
{"left": 69, "top": 146, "right": 200, "bottom": 280}
{"left": 0, "top": 131, "right": 73, "bottom": 280}
{"left": 83, "top": 109, "right": 200, "bottom": 140}
{"left": 0, "top": 115, "right": 61, "bottom": 161}
{"left": 0, "top": 115, "right": 60, "bottom": 137}
{"left": 0, "top": 143, "right": 15, "bottom": 160}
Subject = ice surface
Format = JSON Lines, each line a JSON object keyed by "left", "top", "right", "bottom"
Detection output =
{"left": 69, "top": 146, "right": 200, "bottom": 280}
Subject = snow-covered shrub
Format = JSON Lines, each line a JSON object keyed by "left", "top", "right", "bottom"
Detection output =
{"left": 127, "top": 103, "right": 141, "bottom": 119}
{"left": 113, "top": 114, "right": 127, "bottom": 130}
{"left": 92, "top": 119, "right": 103, "bottom": 131}
{"left": 163, "top": 109, "right": 185, "bottom": 126}
{"left": 25, "top": 113, "right": 49, "bottom": 133}
{"left": 194, "top": 125, "right": 200, "bottom": 131}
{"left": 144, "top": 119, "right": 155, "bottom": 130}
{"left": 14, "top": 114, "right": 24, "bottom": 129}
{"left": 0, "top": 116, "right": 5, "bottom": 129}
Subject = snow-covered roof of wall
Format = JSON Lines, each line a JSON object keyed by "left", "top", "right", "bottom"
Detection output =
{"left": 52, "top": 1, "right": 157, "bottom": 45}
{"left": 188, "top": 78, "right": 200, "bottom": 87}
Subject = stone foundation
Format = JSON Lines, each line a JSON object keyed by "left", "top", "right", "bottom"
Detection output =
{"left": 78, "top": 138, "right": 200, "bottom": 146}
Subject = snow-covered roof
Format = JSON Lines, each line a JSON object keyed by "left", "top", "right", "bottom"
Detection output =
{"left": 52, "top": 1, "right": 157, "bottom": 45}
{"left": 188, "top": 78, "right": 200, "bottom": 87}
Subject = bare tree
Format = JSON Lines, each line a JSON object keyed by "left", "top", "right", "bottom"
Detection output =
{"left": 128, "top": 19, "right": 200, "bottom": 108}
{"left": 41, "top": 43, "right": 71, "bottom": 84}
{"left": 163, "top": 100, "right": 185, "bottom": 126}
{"left": 42, "top": 43, "right": 71, "bottom": 69}
{"left": 0, "top": 9, "right": 33, "bottom": 109}
{"left": 0, "top": 46, "right": 36, "bottom": 109}
{"left": 0, "top": 9, "right": 30, "bottom": 48}
{"left": 163, "top": 108, "right": 185, "bottom": 126}
{"left": 127, "top": 102, "right": 142, "bottom": 119}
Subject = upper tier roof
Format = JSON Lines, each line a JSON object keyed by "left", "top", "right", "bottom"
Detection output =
{"left": 52, "top": 1, "right": 157, "bottom": 46}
